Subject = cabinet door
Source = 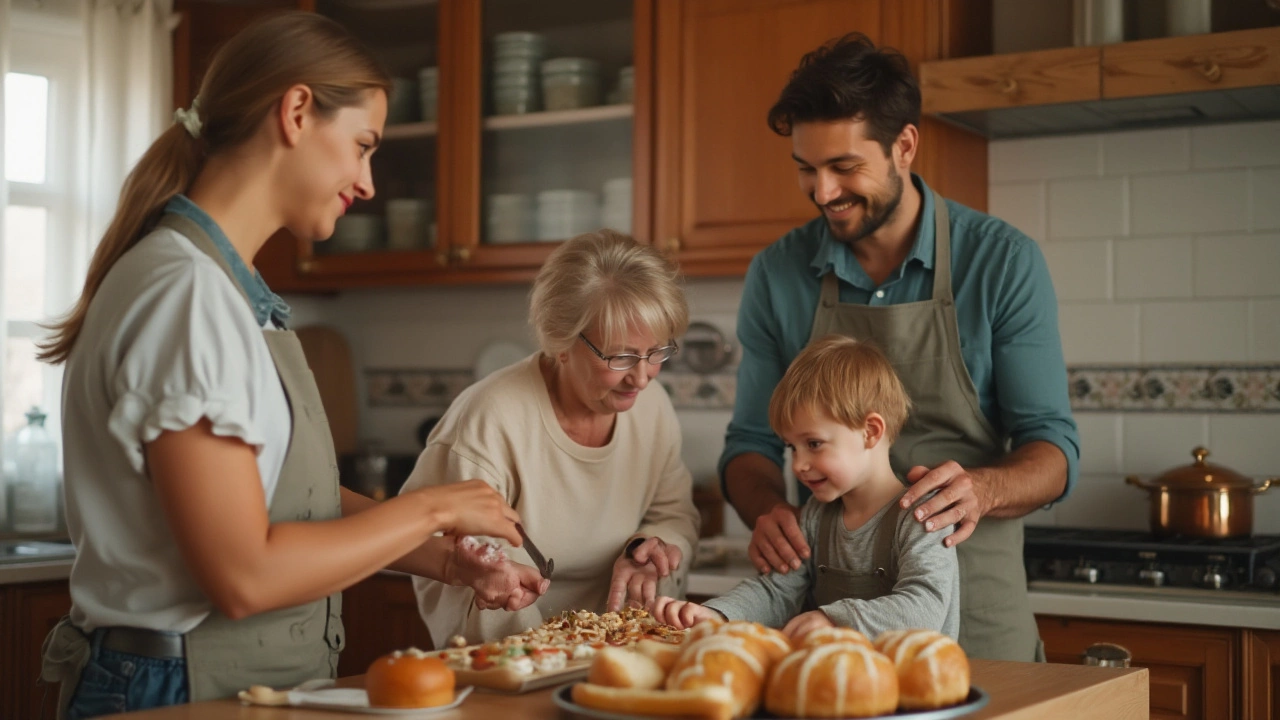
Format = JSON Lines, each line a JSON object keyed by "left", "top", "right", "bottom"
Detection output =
{"left": 1037, "top": 615, "right": 1238, "bottom": 720}
{"left": 653, "top": 0, "right": 989, "bottom": 276}
{"left": 1245, "top": 629, "right": 1280, "bottom": 720}
{"left": 7, "top": 581, "right": 72, "bottom": 720}
{"left": 339, "top": 574, "right": 434, "bottom": 678}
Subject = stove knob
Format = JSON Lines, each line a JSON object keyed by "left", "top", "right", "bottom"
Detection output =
{"left": 1138, "top": 567, "right": 1165, "bottom": 587}
{"left": 1201, "top": 567, "right": 1228, "bottom": 590}
{"left": 1255, "top": 567, "right": 1277, "bottom": 590}
{"left": 1072, "top": 565, "right": 1100, "bottom": 584}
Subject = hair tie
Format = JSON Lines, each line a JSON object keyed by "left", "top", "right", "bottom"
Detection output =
{"left": 173, "top": 97, "right": 202, "bottom": 139}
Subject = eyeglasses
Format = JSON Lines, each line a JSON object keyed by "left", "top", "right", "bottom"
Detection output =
{"left": 578, "top": 333, "right": 679, "bottom": 371}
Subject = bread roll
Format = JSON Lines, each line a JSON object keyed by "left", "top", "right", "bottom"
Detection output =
{"left": 667, "top": 635, "right": 768, "bottom": 718}
{"left": 764, "top": 643, "right": 898, "bottom": 718}
{"left": 874, "top": 629, "right": 970, "bottom": 710}
{"left": 636, "top": 638, "right": 683, "bottom": 675}
{"left": 572, "top": 683, "right": 734, "bottom": 720}
{"left": 713, "top": 621, "right": 793, "bottom": 665}
{"left": 365, "top": 649, "right": 455, "bottom": 708}
{"left": 685, "top": 617, "right": 725, "bottom": 644}
{"left": 588, "top": 647, "right": 666, "bottom": 690}
{"left": 799, "top": 627, "right": 872, "bottom": 650}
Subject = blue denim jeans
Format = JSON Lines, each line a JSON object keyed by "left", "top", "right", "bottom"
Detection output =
{"left": 65, "top": 629, "right": 188, "bottom": 720}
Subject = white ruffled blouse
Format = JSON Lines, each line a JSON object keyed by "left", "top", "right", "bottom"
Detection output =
{"left": 62, "top": 223, "right": 291, "bottom": 633}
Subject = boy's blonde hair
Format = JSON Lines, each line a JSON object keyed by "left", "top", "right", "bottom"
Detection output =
{"left": 768, "top": 335, "right": 912, "bottom": 441}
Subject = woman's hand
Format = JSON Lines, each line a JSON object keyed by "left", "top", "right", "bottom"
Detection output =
{"left": 446, "top": 536, "right": 549, "bottom": 611}
{"left": 606, "top": 536, "right": 682, "bottom": 612}
{"left": 781, "top": 610, "right": 834, "bottom": 642}
{"left": 412, "top": 479, "right": 522, "bottom": 546}
{"left": 647, "top": 595, "right": 722, "bottom": 630}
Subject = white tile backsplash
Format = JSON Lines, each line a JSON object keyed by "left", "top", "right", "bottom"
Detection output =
{"left": 1041, "top": 239, "right": 1111, "bottom": 301}
{"left": 1054, "top": 473, "right": 1148, "bottom": 531}
{"left": 1206, "top": 415, "right": 1280, "bottom": 477}
{"left": 1122, "top": 414, "right": 1208, "bottom": 474}
{"left": 1141, "top": 301, "right": 1250, "bottom": 363}
{"left": 1191, "top": 120, "right": 1280, "bottom": 170}
{"left": 1130, "top": 171, "right": 1250, "bottom": 236}
{"left": 1048, "top": 177, "right": 1126, "bottom": 238}
{"left": 1254, "top": 168, "right": 1280, "bottom": 231}
{"left": 988, "top": 182, "right": 1046, "bottom": 241}
{"left": 1252, "top": 299, "right": 1280, "bottom": 361}
{"left": 1114, "top": 237, "right": 1193, "bottom": 300}
{"left": 1058, "top": 303, "right": 1141, "bottom": 363}
{"left": 1194, "top": 234, "right": 1280, "bottom": 298}
{"left": 1102, "top": 127, "right": 1190, "bottom": 176}
{"left": 989, "top": 135, "right": 1101, "bottom": 183}
{"left": 1075, "top": 414, "right": 1122, "bottom": 474}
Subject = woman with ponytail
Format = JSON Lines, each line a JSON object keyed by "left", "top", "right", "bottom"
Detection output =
{"left": 38, "top": 12, "right": 546, "bottom": 717}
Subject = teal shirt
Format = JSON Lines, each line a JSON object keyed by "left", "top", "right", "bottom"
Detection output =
{"left": 719, "top": 174, "right": 1079, "bottom": 503}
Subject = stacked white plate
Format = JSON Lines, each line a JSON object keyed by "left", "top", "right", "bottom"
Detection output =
{"left": 486, "top": 193, "right": 534, "bottom": 244}
{"left": 536, "top": 189, "right": 599, "bottom": 241}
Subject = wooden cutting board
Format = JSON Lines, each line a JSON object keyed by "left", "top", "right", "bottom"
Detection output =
{"left": 295, "top": 325, "right": 359, "bottom": 456}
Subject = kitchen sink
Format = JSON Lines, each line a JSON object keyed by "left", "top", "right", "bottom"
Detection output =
{"left": 0, "top": 539, "right": 75, "bottom": 564}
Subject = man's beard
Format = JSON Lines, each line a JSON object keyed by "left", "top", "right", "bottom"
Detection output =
{"left": 818, "top": 166, "right": 905, "bottom": 244}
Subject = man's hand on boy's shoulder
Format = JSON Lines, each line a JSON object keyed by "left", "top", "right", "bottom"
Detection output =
{"left": 749, "top": 502, "right": 811, "bottom": 574}
{"left": 901, "top": 461, "right": 994, "bottom": 548}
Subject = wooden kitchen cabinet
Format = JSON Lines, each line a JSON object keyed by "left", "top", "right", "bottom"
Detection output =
{"left": 1101, "top": 26, "right": 1280, "bottom": 99}
{"left": 1037, "top": 615, "right": 1239, "bottom": 720}
{"left": 1245, "top": 630, "right": 1280, "bottom": 720}
{"left": 651, "top": 0, "right": 992, "bottom": 276}
{"left": 1, "top": 580, "right": 72, "bottom": 720}
{"left": 338, "top": 573, "right": 434, "bottom": 678}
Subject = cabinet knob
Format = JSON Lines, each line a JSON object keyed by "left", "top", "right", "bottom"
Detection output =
{"left": 999, "top": 77, "right": 1018, "bottom": 95}
{"left": 436, "top": 251, "right": 450, "bottom": 267}
{"left": 451, "top": 246, "right": 472, "bottom": 263}
{"left": 665, "top": 237, "right": 682, "bottom": 254}
{"left": 297, "top": 258, "right": 317, "bottom": 274}
{"left": 1197, "top": 59, "right": 1222, "bottom": 83}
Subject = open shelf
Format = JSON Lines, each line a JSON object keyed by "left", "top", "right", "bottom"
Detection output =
{"left": 483, "top": 103, "right": 631, "bottom": 131}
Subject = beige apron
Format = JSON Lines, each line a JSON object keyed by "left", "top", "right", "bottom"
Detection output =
{"left": 41, "top": 213, "right": 345, "bottom": 715}
{"left": 807, "top": 192, "right": 1043, "bottom": 662}
{"left": 811, "top": 496, "right": 901, "bottom": 607}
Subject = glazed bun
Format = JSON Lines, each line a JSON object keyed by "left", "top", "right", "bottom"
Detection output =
{"left": 712, "top": 622, "right": 793, "bottom": 665}
{"left": 636, "top": 638, "right": 684, "bottom": 674}
{"left": 765, "top": 643, "right": 898, "bottom": 718}
{"left": 874, "top": 630, "right": 970, "bottom": 710}
{"left": 667, "top": 635, "right": 768, "bottom": 718}
{"left": 799, "top": 627, "right": 872, "bottom": 650}
{"left": 365, "top": 649, "right": 455, "bottom": 708}
{"left": 685, "top": 617, "right": 726, "bottom": 644}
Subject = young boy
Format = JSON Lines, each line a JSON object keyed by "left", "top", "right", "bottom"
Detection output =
{"left": 650, "top": 335, "right": 959, "bottom": 641}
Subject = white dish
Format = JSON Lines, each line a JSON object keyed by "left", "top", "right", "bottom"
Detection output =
{"left": 241, "top": 680, "right": 473, "bottom": 716}
{"left": 474, "top": 340, "right": 532, "bottom": 380}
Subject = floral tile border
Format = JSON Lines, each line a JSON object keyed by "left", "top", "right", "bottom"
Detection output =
{"left": 1068, "top": 365, "right": 1280, "bottom": 413}
{"left": 366, "top": 369, "right": 473, "bottom": 409}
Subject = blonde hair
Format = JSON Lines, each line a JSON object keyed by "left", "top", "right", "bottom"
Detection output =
{"left": 769, "top": 335, "right": 912, "bottom": 442}
{"left": 39, "top": 12, "right": 391, "bottom": 364}
{"left": 529, "top": 230, "right": 690, "bottom": 357}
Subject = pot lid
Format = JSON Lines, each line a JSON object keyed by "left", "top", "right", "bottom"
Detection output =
{"left": 1147, "top": 447, "right": 1255, "bottom": 490}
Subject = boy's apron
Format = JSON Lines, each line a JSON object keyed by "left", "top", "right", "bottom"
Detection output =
{"left": 41, "top": 213, "right": 345, "bottom": 715}
{"left": 807, "top": 192, "right": 1043, "bottom": 662}
{"left": 811, "top": 498, "right": 900, "bottom": 607}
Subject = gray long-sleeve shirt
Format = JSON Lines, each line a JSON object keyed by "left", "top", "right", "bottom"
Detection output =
{"left": 704, "top": 494, "right": 960, "bottom": 640}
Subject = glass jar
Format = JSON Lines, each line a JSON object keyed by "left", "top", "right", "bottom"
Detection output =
{"left": 5, "top": 407, "right": 60, "bottom": 533}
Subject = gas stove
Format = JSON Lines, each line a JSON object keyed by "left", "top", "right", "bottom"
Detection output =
{"left": 1023, "top": 527, "right": 1280, "bottom": 602}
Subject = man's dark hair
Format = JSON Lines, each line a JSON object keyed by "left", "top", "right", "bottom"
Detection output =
{"left": 767, "top": 33, "right": 921, "bottom": 156}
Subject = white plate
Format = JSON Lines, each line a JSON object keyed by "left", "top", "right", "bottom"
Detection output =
{"left": 242, "top": 681, "right": 473, "bottom": 716}
{"left": 474, "top": 340, "right": 532, "bottom": 380}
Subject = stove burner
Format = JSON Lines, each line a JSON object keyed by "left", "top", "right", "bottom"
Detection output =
{"left": 1024, "top": 527, "right": 1280, "bottom": 594}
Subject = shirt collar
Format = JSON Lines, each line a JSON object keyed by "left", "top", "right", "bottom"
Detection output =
{"left": 163, "top": 195, "right": 292, "bottom": 328}
{"left": 808, "top": 173, "right": 937, "bottom": 284}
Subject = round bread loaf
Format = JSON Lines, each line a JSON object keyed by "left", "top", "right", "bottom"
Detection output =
{"left": 799, "top": 627, "right": 872, "bottom": 650}
{"left": 712, "top": 621, "right": 793, "bottom": 665}
{"left": 365, "top": 649, "right": 455, "bottom": 708}
{"left": 685, "top": 617, "right": 726, "bottom": 644}
{"left": 666, "top": 635, "right": 768, "bottom": 718}
{"left": 874, "top": 629, "right": 970, "bottom": 710}
{"left": 764, "top": 643, "right": 899, "bottom": 718}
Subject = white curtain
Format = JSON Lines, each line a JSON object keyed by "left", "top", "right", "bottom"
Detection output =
{"left": 81, "top": 0, "right": 177, "bottom": 254}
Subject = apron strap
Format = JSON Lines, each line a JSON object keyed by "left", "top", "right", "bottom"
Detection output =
{"left": 930, "top": 190, "right": 953, "bottom": 302}
{"left": 40, "top": 617, "right": 91, "bottom": 720}
{"left": 871, "top": 494, "right": 904, "bottom": 580}
{"left": 815, "top": 501, "right": 836, "bottom": 569}
{"left": 155, "top": 213, "right": 257, "bottom": 313}
{"left": 820, "top": 272, "right": 839, "bottom": 309}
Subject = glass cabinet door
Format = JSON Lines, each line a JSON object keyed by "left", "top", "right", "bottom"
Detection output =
{"left": 309, "top": 0, "right": 441, "bottom": 272}
{"left": 467, "top": 0, "right": 637, "bottom": 264}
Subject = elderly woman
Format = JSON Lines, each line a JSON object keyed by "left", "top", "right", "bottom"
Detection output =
{"left": 402, "top": 230, "right": 700, "bottom": 644}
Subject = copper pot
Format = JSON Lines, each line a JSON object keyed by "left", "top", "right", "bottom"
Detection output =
{"left": 1125, "top": 446, "right": 1275, "bottom": 538}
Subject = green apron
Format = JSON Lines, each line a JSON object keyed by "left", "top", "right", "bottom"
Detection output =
{"left": 42, "top": 213, "right": 345, "bottom": 714}
{"left": 811, "top": 495, "right": 901, "bottom": 607}
{"left": 807, "top": 192, "right": 1043, "bottom": 662}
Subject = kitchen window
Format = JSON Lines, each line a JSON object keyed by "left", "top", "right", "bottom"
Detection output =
{"left": 3, "top": 13, "right": 87, "bottom": 441}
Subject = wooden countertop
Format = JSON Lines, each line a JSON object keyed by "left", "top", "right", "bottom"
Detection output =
{"left": 102, "top": 659, "right": 1148, "bottom": 719}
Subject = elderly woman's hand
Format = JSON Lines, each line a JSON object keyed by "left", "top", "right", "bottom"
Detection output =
{"left": 606, "top": 536, "right": 682, "bottom": 612}
{"left": 447, "top": 536, "right": 550, "bottom": 611}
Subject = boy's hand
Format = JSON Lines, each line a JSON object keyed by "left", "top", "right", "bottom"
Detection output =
{"left": 781, "top": 610, "right": 834, "bottom": 642}
{"left": 647, "top": 595, "right": 724, "bottom": 630}
{"left": 749, "top": 503, "right": 809, "bottom": 574}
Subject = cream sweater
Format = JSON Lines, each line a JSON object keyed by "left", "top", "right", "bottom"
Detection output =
{"left": 403, "top": 354, "right": 700, "bottom": 644}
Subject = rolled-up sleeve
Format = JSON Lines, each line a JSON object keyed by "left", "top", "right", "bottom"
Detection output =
{"left": 718, "top": 256, "right": 789, "bottom": 493}
{"left": 991, "top": 237, "right": 1080, "bottom": 503}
